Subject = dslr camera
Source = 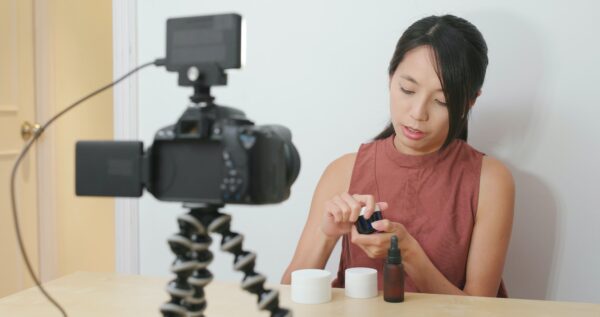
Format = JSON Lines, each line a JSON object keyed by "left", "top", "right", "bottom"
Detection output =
{"left": 75, "top": 13, "right": 300, "bottom": 204}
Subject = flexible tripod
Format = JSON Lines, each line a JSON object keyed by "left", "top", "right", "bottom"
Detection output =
{"left": 159, "top": 203, "right": 292, "bottom": 317}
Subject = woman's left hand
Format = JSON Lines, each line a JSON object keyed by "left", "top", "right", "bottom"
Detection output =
{"left": 350, "top": 219, "right": 418, "bottom": 259}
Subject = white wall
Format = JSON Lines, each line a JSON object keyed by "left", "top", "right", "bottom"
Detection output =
{"left": 136, "top": 0, "right": 600, "bottom": 303}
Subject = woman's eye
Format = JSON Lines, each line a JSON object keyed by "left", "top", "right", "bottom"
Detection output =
{"left": 435, "top": 99, "right": 447, "bottom": 106}
{"left": 400, "top": 87, "right": 414, "bottom": 95}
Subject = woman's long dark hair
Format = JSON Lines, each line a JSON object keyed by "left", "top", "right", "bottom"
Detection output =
{"left": 375, "top": 15, "right": 488, "bottom": 148}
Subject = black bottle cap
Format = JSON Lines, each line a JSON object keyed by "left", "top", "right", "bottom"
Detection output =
{"left": 387, "top": 235, "right": 402, "bottom": 264}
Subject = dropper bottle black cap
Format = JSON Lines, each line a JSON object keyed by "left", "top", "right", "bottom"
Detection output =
{"left": 387, "top": 235, "right": 402, "bottom": 264}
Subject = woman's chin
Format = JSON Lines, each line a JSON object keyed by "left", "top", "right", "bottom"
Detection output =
{"left": 394, "top": 134, "right": 442, "bottom": 156}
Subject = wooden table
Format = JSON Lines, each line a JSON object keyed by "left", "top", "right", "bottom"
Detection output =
{"left": 1, "top": 272, "right": 599, "bottom": 316}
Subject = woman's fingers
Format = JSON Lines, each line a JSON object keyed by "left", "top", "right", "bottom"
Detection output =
{"left": 378, "top": 201, "right": 389, "bottom": 211}
{"left": 350, "top": 220, "right": 411, "bottom": 259}
{"left": 332, "top": 195, "right": 351, "bottom": 222}
{"left": 351, "top": 226, "right": 386, "bottom": 258}
{"left": 372, "top": 220, "right": 408, "bottom": 240}
{"left": 341, "top": 192, "right": 362, "bottom": 223}
{"left": 352, "top": 194, "right": 376, "bottom": 218}
{"left": 351, "top": 225, "right": 380, "bottom": 247}
{"left": 322, "top": 193, "right": 388, "bottom": 239}
{"left": 325, "top": 200, "right": 342, "bottom": 223}
{"left": 371, "top": 219, "right": 394, "bottom": 232}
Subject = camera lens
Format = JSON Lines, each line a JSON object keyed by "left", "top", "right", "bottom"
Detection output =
{"left": 284, "top": 142, "right": 301, "bottom": 186}
{"left": 266, "top": 125, "right": 301, "bottom": 186}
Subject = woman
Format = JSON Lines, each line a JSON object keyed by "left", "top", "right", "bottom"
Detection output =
{"left": 281, "top": 14, "right": 514, "bottom": 297}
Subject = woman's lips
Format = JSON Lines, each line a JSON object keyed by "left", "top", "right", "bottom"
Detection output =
{"left": 401, "top": 125, "right": 426, "bottom": 140}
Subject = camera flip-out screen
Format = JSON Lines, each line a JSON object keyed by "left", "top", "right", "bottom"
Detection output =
{"left": 75, "top": 141, "right": 144, "bottom": 197}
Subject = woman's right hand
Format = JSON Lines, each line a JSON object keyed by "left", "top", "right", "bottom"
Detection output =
{"left": 320, "top": 192, "right": 388, "bottom": 238}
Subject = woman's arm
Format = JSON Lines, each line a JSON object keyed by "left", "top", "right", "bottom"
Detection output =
{"left": 280, "top": 153, "right": 357, "bottom": 284}
{"left": 405, "top": 156, "right": 515, "bottom": 296}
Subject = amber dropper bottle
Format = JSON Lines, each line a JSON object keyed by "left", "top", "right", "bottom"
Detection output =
{"left": 384, "top": 235, "right": 404, "bottom": 302}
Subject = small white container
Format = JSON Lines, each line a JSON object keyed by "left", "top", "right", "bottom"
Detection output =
{"left": 344, "top": 267, "right": 378, "bottom": 299}
{"left": 291, "top": 269, "right": 332, "bottom": 304}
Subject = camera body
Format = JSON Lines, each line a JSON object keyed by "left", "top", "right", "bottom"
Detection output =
{"left": 76, "top": 105, "right": 300, "bottom": 204}
{"left": 150, "top": 105, "right": 301, "bottom": 204}
{"left": 75, "top": 13, "right": 300, "bottom": 205}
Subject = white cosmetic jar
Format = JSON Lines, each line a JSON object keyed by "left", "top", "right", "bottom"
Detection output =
{"left": 344, "top": 267, "right": 378, "bottom": 299}
{"left": 291, "top": 269, "right": 332, "bottom": 304}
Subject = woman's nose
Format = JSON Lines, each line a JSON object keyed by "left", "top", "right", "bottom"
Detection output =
{"left": 409, "top": 99, "right": 428, "bottom": 121}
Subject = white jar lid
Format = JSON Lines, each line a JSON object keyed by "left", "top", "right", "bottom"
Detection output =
{"left": 345, "top": 267, "right": 378, "bottom": 299}
{"left": 291, "top": 269, "right": 332, "bottom": 304}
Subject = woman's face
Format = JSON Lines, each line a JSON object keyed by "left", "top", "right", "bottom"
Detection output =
{"left": 389, "top": 45, "right": 449, "bottom": 155}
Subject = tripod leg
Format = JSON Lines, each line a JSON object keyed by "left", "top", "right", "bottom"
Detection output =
{"left": 176, "top": 212, "right": 215, "bottom": 317}
{"left": 161, "top": 210, "right": 217, "bottom": 317}
{"left": 160, "top": 233, "right": 196, "bottom": 317}
{"left": 191, "top": 208, "right": 292, "bottom": 317}
{"left": 187, "top": 226, "right": 214, "bottom": 316}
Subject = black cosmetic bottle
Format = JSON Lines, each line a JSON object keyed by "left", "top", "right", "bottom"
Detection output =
{"left": 384, "top": 235, "right": 404, "bottom": 302}
{"left": 355, "top": 205, "right": 383, "bottom": 234}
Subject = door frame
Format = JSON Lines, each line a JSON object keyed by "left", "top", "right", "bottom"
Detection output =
{"left": 34, "top": 0, "right": 58, "bottom": 282}
{"left": 112, "top": 0, "right": 140, "bottom": 274}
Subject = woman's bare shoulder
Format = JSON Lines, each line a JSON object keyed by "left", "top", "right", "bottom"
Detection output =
{"left": 319, "top": 153, "right": 357, "bottom": 192}
{"left": 329, "top": 153, "right": 357, "bottom": 170}
{"left": 481, "top": 155, "right": 514, "bottom": 188}
{"left": 478, "top": 155, "right": 515, "bottom": 220}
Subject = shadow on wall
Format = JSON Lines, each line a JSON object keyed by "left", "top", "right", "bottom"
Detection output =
{"left": 466, "top": 10, "right": 559, "bottom": 300}
{"left": 505, "top": 166, "right": 559, "bottom": 300}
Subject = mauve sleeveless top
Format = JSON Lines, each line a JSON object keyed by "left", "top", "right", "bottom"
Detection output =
{"left": 332, "top": 134, "right": 507, "bottom": 297}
